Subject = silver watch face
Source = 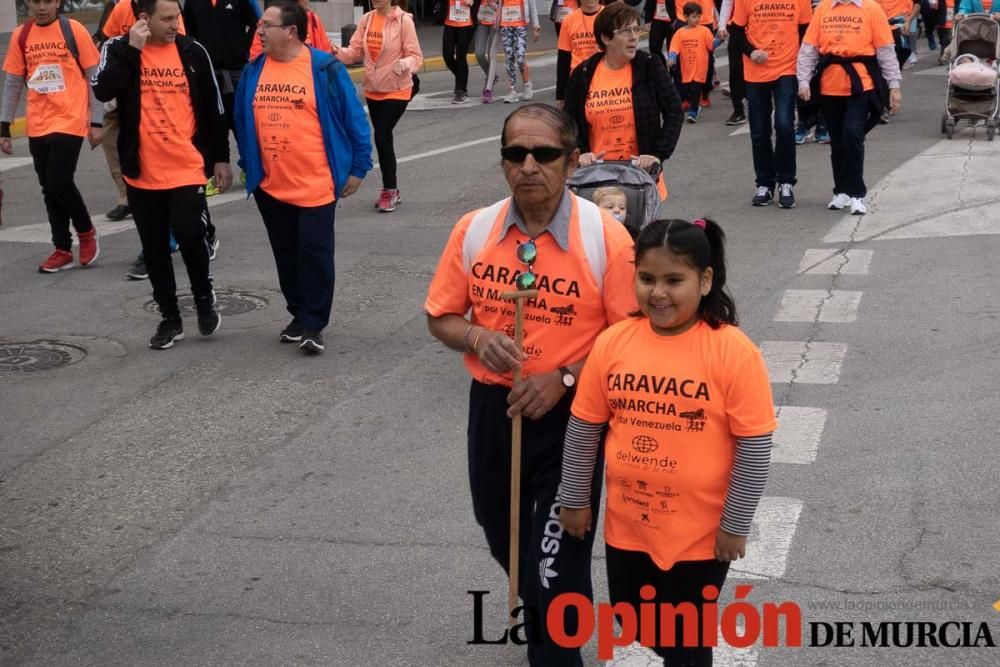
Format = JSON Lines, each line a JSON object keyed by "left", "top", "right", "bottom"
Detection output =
{"left": 563, "top": 372, "right": 576, "bottom": 388}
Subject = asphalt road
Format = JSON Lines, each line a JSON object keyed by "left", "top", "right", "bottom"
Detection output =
{"left": 1, "top": 44, "right": 999, "bottom": 666}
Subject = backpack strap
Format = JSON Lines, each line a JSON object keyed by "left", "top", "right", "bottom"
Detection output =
{"left": 460, "top": 194, "right": 607, "bottom": 293}
{"left": 18, "top": 18, "right": 84, "bottom": 77}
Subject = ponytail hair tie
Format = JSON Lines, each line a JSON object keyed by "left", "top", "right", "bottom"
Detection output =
{"left": 693, "top": 218, "right": 707, "bottom": 229}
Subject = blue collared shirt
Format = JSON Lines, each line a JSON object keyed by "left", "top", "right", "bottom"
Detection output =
{"left": 497, "top": 189, "right": 573, "bottom": 252}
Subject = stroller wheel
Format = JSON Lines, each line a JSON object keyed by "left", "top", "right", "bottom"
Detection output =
{"left": 988, "top": 124, "right": 996, "bottom": 141}
{"left": 946, "top": 118, "right": 955, "bottom": 139}
{"left": 941, "top": 114, "right": 948, "bottom": 134}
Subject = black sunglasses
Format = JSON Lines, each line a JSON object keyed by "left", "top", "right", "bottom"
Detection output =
{"left": 501, "top": 145, "right": 571, "bottom": 164}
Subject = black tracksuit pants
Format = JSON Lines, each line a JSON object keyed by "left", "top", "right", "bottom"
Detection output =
{"left": 468, "top": 380, "right": 605, "bottom": 667}
{"left": 28, "top": 132, "right": 93, "bottom": 251}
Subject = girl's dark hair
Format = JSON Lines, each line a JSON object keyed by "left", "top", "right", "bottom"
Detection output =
{"left": 682, "top": 1, "right": 703, "bottom": 17}
{"left": 634, "top": 218, "right": 737, "bottom": 328}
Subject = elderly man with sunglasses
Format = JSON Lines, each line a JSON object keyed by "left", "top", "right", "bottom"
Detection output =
{"left": 425, "top": 103, "right": 636, "bottom": 667}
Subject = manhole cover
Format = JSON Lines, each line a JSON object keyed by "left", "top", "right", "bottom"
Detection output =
{"left": 0, "top": 340, "right": 88, "bottom": 373}
{"left": 143, "top": 290, "right": 269, "bottom": 317}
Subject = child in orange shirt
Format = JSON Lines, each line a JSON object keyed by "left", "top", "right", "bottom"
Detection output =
{"left": 559, "top": 218, "right": 776, "bottom": 665}
{"left": 668, "top": 2, "right": 714, "bottom": 122}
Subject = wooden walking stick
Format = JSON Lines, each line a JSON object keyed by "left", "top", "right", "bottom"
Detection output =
{"left": 501, "top": 287, "right": 539, "bottom": 627}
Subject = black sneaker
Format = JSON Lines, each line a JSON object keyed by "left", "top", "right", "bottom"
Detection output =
{"left": 777, "top": 183, "right": 796, "bottom": 209}
{"left": 299, "top": 329, "right": 324, "bottom": 354}
{"left": 106, "top": 204, "right": 131, "bottom": 221}
{"left": 195, "top": 293, "right": 221, "bottom": 336}
{"left": 279, "top": 321, "right": 303, "bottom": 343}
{"left": 725, "top": 111, "right": 747, "bottom": 126}
{"left": 149, "top": 318, "right": 184, "bottom": 350}
{"left": 751, "top": 186, "right": 773, "bottom": 206}
{"left": 126, "top": 257, "right": 148, "bottom": 280}
{"left": 207, "top": 235, "right": 219, "bottom": 261}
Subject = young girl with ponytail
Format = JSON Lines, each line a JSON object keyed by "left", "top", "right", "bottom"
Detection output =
{"left": 558, "top": 218, "right": 776, "bottom": 665}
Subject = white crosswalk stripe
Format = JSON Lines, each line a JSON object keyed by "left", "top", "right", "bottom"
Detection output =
{"left": 775, "top": 289, "right": 863, "bottom": 323}
{"left": 772, "top": 406, "right": 827, "bottom": 465}
{"left": 761, "top": 341, "right": 848, "bottom": 384}
{"left": 798, "top": 248, "right": 873, "bottom": 275}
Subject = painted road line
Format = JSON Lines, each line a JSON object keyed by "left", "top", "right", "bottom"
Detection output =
{"left": 0, "top": 157, "right": 35, "bottom": 171}
{"left": 406, "top": 85, "right": 557, "bottom": 112}
{"left": 761, "top": 341, "right": 848, "bottom": 384}
{"left": 730, "top": 496, "right": 803, "bottom": 580}
{"left": 0, "top": 191, "right": 247, "bottom": 244}
{"left": 772, "top": 406, "right": 827, "bottom": 465}
{"left": 798, "top": 248, "right": 873, "bottom": 275}
{"left": 825, "top": 137, "right": 1000, "bottom": 243}
{"left": 775, "top": 289, "right": 863, "bottom": 323}
{"left": 729, "top": 124, "right": 751, "bottom": 136}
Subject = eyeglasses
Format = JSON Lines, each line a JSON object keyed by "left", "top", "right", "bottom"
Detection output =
{"left": 501, "top": 145, "right": 570, "bottom": 164}
{"left": 515, "top": 239, "right": 538, "bottom": 291}
{"left": 257, "top": 20, "right": 291, "bottom": 30}
{"left": 613, "top": 26, "right": 642, "bottom": 36}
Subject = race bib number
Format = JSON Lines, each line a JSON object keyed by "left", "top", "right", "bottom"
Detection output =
{"left": 502, "top": 4, "right": 523, "bottom": 22}
{"left": 450, "top": 2, "right": 471, "bottom": 22}
{"left": 478, "top": 3, "right": 498, "bottom": 23}
{"left": 557, "top": 6, "right": 572, "bottom": 21}
{"left": 655, "top": 2, "right": 669, "bottom": 20}
{"left": 27, "top": 63, "right": 65, "bottom": 94}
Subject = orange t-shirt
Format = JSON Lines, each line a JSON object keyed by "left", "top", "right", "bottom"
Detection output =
{"left": 424, "top": 196, "right": 638, "bottom": 387}
{"left": 500, "top": 0, "right": 528, "bottom": 27}
{"left": 3, "top": 19, "right": 100, "bottom": 138}
{"left": 669, "top": 25, "right": 714, "bottom": 83}
{"left": 445, "top": 0, "right": 475, "bottom": 27}
{"left": 103, "top": 0, "right": 186, "bottom": 37}
{"left": 584, "top": 61, "right": 638, "bottom": 161}
{"left": 675, "top": 0, "right": 716, "bottom": 26}
{"left": 253, "top": 47, "right": 334, "bottom": 207}
{"left": 558, "top": 7, "right": 602, "bottom": 71}
{"left": 732, "top": 0, "right": 813, "bottom": 83}
{"left": 571, "top": 318, "right": 777, "bottom": 571}
{"left": 249, "top": 11, "right": 331, "bottom": 60}
{"left": 363, "top": 11, "right": 411, "bottom": 101}
{"left": 125, "top": 42, "right": 205, "bottom": 190}
{"left": 554, "top": 0, "right": 580, "bottom": 23}
{"left": 875, "top": 0, "right": 913, "bottom": 19}
{"left": 804, "top": 0, "right": 894, "bottom": 96}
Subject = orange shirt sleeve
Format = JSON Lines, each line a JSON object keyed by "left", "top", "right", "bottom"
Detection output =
{"left": 102, "top": 1, "right": 129, "bottom": 37}
{"left": 601, "top": 217, "right": 639, "bottom": 324}
{"left": 723, "top": 334, "right": 777, "bottom": 437}
{"left": 668, "top": 30, "right": 682, "bottom": 54}
{"left": 558, "top": 15, "right": 573, "bottom": 51}
{"left": 731, "top": 0, "right": 748, "bottom": 26}
{"left": 869, "top": 3, "right": 895, "bottom": 49}
{"left": 799, "top": 0, "right": 813, "bottom": 25}
{"left": 310, "top": 11, "right": 333, "bottom": 52}
{"left": 73, "top": 20, "right": 102, "bottom": 70}
{"left": 704, "top": 27, "right": 715, "bottom": 53}
{"left": 2, "top": 26, "right": 26, "bottom": 76}
{"left": 425, "top": 213, "right": 476, "bottom": 317}
{"left": 569, "top": 328, "right": 613, "bottom": 424}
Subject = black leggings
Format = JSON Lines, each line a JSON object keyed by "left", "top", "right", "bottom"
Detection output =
{"left": 648, "top": 20, "right": 673, "bottom": 69}
{"left": 443, "top": 25, "right": 475, "bottom": 93}
{"left": 606, "top": 545, "right": 730, "bottom": 667}
{"left": 28, "top": 132, "right": 93, "bottom": 251}
{"left": 366, "top": 97, "right": 409, "bottom": 190}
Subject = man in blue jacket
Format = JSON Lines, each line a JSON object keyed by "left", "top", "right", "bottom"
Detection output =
{"left": 235, "top": 0, "right": 372, "bottom": 355}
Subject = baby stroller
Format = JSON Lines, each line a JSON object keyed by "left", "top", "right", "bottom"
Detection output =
{"left": 567, "top": 161, "right": 661, "bottom": 239}
{"left": 942, "top": 13, "right": 1000, "bottom": 140}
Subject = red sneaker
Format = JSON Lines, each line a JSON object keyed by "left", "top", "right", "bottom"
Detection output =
{"left": 682, "top": 101, "right": 690, "bottom": 111}
{"left": 377, "top": 188, "right": 400, "bottom": 213}
{"left": 39, "top": 248, "right": 74, "bottom": 273}
{"left": 78, "top": 228, "right": 100, "bottom": 266}
{"left": 700, "top": 95, "right": 711, "bottom": 108}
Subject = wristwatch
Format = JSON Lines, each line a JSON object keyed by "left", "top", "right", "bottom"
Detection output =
{"left": 559, "top": 366, "right": 576, "bottom": 389}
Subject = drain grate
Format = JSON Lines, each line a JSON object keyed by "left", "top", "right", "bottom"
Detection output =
{"left": 143, "top": 290, "right": 269, "bottom": 317}
{"left": 0, "top": 340, "right": 88, "bottom": 373}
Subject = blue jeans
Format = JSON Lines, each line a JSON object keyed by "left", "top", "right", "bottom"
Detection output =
{"left": 746, "top": 76, "right": 798, "bottom": 189}
{"left": 254, "top": 188, "right": 337, "bottom": 332}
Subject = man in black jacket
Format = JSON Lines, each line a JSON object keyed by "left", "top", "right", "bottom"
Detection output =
{"left": 93, "top": 0, "right": 232, "bottom": 350}
{"left": 182, "top": 0, "right": 259, "bottom": 131}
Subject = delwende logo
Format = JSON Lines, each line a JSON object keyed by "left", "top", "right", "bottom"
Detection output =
{"left": 467, "top": 587, "right": 999, "bottom": 657}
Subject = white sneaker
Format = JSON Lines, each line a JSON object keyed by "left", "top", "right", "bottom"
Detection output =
{"left": 849, "top": 197, "right": 867, "bottom": 215}
{"left": 903, "top": 52, "right": 919, "bottom": 69}
{"left": 827, "top": 193, "right": 851, "bottom": 210}
{"left": 523, "top": 81, "right": 533, "bottom": 100}
{"left": 503, "top": 91, "right": 519, "bottom": 104}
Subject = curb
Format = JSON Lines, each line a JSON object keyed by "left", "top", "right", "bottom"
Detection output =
{"left": 7, "top": 48, "right": 558, "bottom": 136}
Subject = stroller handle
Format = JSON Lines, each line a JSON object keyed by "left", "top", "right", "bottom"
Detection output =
{"left": 583, "top": 158, "right": 662, "bottom": 179}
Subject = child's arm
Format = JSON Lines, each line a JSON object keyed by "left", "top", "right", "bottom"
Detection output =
{"left": 716, "top": 433, "right": 772, "bottom": 561}
{"left": 559, "top": 415, "right": 605, "bottom": 539}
